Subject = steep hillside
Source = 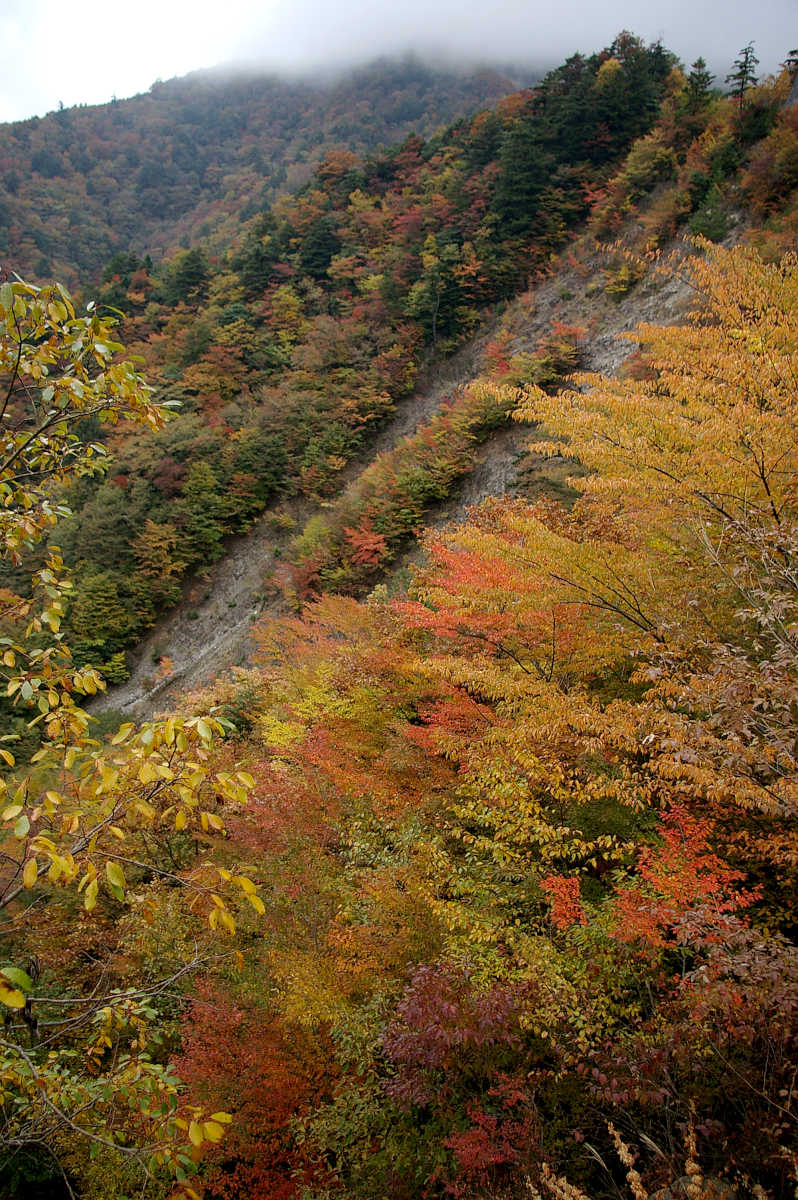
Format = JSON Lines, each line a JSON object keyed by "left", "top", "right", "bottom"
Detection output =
{"left": 89, "top": 230, "right": 699, "bottom": 719}
{"left": 80, "top": 49, "right": 798, "bottom": 718}
{"left": 22, "top": 33, "right": 681, "bottom": 693}
{"left": 3, "top": 36, "right": 798, "bottom": 1200}
{"left": 0, "top": 58, "right": 521, "bottom": 285}
{"left": 6, "top": 237, "right": 798, "bottom": 1200}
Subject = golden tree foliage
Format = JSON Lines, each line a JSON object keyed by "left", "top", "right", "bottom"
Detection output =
{"left": 519, "top": 243, "right": 797, "bottom": 570}
{"left": 161, "top": 243, "right": 798, "bottom": 1198}
{"left": 0, "top": 280, "right": 262, "bottom": 1195}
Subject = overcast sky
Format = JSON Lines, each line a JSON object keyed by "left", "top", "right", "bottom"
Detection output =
{"left": 0, "top": 0, "right": 794, "bottom": 123}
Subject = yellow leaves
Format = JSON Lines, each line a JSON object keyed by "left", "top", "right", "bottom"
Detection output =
{"left": 0, "top": 979, "right": 25, "bottom": 1009}
{"left": 0, "top": 712, "right": 256, "bottom": 926}
{"left": 208, "top": 905, "right": 236, "bottom": 935}
{"left": 46, "top": 299, "right": 68, "bottom": 325}
{"left": 594, "top": 55, "right": 623, "bottom": 89}
{"left": 137, "top": 759, "right": 160, "bottom": 784}
{"left": 106, "top": 861, "right": 126, "bottom": 894}
{"left": 188, "top": 1120, "right": 204, "bottom": 1147}
{"left": 72, "top": 669, "right": 100, "bottom": 695}
{"left": 98, "top": 765, "right": 119, "bottom": 792}
{"left": 270, "top": 950, "right": 348, "bottom": 1027}
{"left": 203, "top": 875, "right": 265, "bottom": 932}
{"left": 177, "top": 1109, "right": 232, "bottom": 1156}
{"left": 200, "top": 811, "right": 225, "bottom": 833}
{"left": 214, "top": 771, "right": 248, "bottom": 804}
{"left": 257, "top": 711, "right": 305, "bottom": 750}
{"left": 202, "top": 1120, "right": 226, "bottom": 1143}
{"left": 84, "top": 878, "right": 99, "bottom": 912}
{"left": 519, "top": 246, "right": 798, "bottom": 544}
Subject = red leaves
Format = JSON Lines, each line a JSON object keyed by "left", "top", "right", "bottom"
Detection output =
{"left": 381, "top": 965, "right": 541, "bottom": 1195}
{"left": 485, "top": 333, "right": 512, "bottom": 379}
{"left": 173, "top": 984, "right": 336, "bottom": 1199}
{"left": 611, "top": 805, "right": 754, "bottom": 950}
{"left": 540, "top": 874, "right": 587, "bottom": 930}
{"left": 382, "top": 964, "right": 527, "bottom": 1109}
{"left": 443, "top": 1098, "right": 539, "bottom": 1196}
{"left": 343, "top": 518, "right": 388, "bottom": 567}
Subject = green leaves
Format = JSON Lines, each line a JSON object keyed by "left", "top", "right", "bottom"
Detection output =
{"left": 0, "top": 966, "right": 32, "bottom": 1008}
{"left": 106, "top": 860, "right": 126, "bottom": 901}
{"left": 0, "top": 280, "right": 165, "bottom": 562}
{"left": 1, "top": 966, "right": 33, "bottom": 991}
{"left": 0, "top": 274, "right": 261, "bottom": 1190}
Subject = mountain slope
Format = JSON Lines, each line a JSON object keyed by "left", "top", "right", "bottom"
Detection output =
{"left": 40, "top": 34, "right": 677, "bottom": 689}
{"left": 87, "top": 59, "right": 798, "bottom": 716}
{"left": 3, "top": 39, "right": 798, "bottom": 1200}
{"left": 0, "top": 58, "right": 522, "bottom": 285}
{"left": 89, "top": 229, "right": 700, "bottom": 718}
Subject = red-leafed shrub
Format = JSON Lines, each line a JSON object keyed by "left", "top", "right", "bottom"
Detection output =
{"left": 174, "top": 984, "right": 336, "bottom": 1199}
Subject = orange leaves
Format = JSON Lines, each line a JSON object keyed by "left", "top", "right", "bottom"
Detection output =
{"left": 611, "top": 805, "right": 753, "bottom": 949}
{"left": 173, "top": 984, "right": 337, "bottom": 1200}
{"left": 397, "top": 496, "right": 630, "bottom": 691}
{"left": 540, "top": 874, "right": 587, "bottom": 931}
{"left": 149, "top": 245, "right": 798, "bottom": 1196}
{"left": 343, "top": 518, "right": 388, "bottom": 568}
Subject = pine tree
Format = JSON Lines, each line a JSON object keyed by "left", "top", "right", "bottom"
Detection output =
{"left": 782, "top": 49, "right": 798, "bottom": 81}
{"left": 686, "top": 57, "right": 715, "bottom": 107}
{"left": 726, "top": 42, "right": 759, "bottom": 115}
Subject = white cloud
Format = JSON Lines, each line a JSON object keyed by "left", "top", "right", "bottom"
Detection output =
{"left": 0, "top": 0, "right": 793, "bottom": 123}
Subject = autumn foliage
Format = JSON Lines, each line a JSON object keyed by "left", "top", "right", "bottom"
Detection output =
{"left": 4, "top": 41, "right": 798, "bottom": 1200}
{"left": 141, "top": 242, "right": 798, "bottom": 1200}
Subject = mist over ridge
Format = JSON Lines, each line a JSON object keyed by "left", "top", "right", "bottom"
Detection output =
{"left": 1, "top": 0, "right": 793, "bottom": 122}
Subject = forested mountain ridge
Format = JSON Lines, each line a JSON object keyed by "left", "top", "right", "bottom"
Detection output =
{"left": 0, "top": 58, "right": 523, "bottom": 285}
